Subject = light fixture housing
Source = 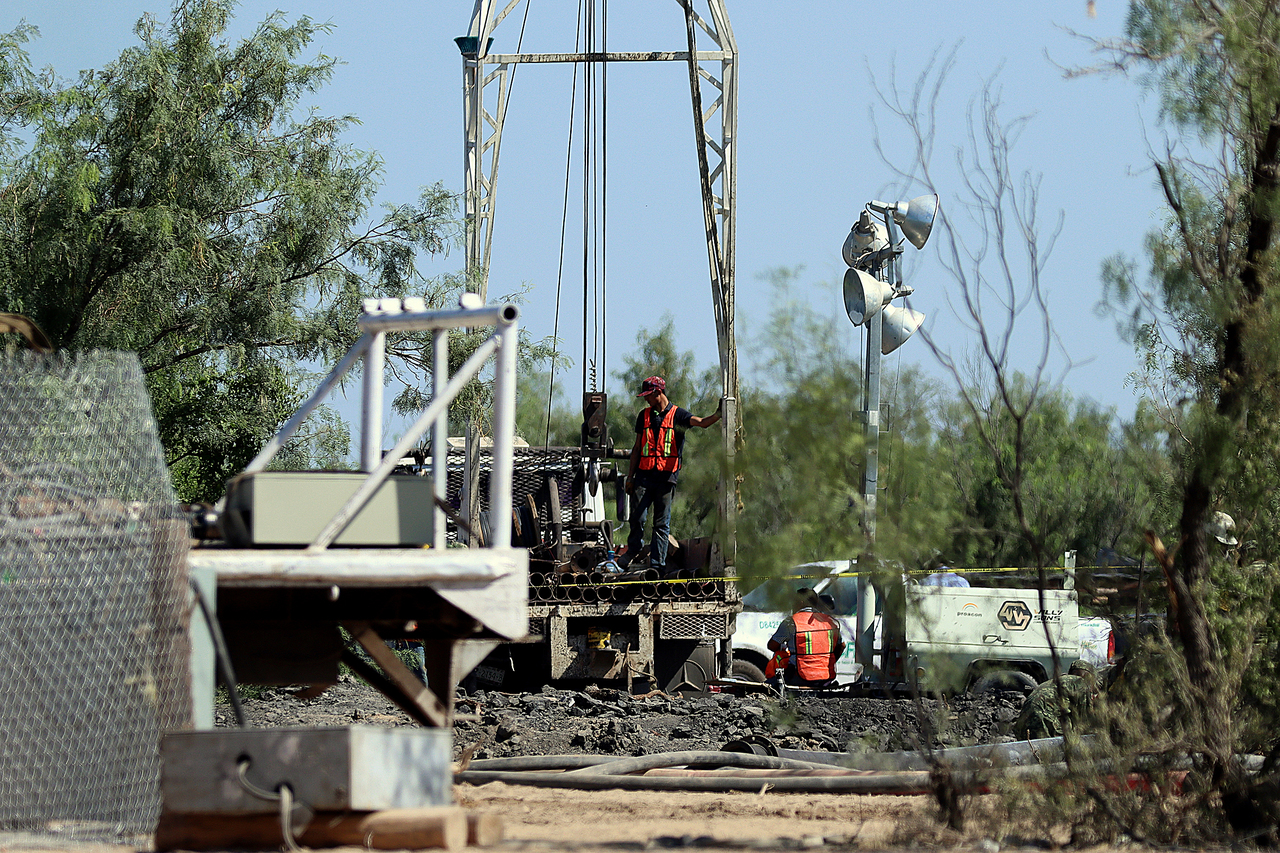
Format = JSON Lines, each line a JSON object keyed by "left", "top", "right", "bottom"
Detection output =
{"left": 843, "top": 269, "right": 894, "bottom": 326}
{"left": 880, "top": 304, "right": 925, "bottom": 354}
{"left": 893, "top": 193, "right": 939, "bottom": 250}
{"left": 842, "top": 212, "right": 889, "bottom": 268}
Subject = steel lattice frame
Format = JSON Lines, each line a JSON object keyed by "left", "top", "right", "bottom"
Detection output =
{"left": 460, "top": 0, "right": 740, "bottom": 568}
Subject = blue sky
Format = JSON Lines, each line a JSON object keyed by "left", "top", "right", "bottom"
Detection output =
{"left": 8, "top": 1, "right": 1166, "bottom": 435}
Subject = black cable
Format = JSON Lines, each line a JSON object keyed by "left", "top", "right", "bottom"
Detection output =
{"left": 546, "top": 0, "right": 585, "bottom": 448}
{"left": 581, "top": 0, "right": 591, "bottom": 395}
{"left": 600, "top": 0, "right": 608, "bottom": 387}
{"left": 189, "top": 576, "right": 246, "bottom": 728}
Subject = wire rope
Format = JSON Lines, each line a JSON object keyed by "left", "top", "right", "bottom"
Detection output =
{"left": 545, "top": 0, "right": 585, "bottom": 447}
{"left": 600, "top": 1, "right": 609, "bottom": 391}
{"left": 581, "top": 0, "right": 608, "bottom": 393}
{"left": 581, "top": 0, "right": 592, "bottom": 394}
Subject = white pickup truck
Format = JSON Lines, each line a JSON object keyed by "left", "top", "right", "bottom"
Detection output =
{"left": 732, "top": 561, "right": 1115, "bottom": 693}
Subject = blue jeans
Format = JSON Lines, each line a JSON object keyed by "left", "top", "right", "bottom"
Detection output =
{"left": 627, "top": 479, "right": 675, "bottom": 570}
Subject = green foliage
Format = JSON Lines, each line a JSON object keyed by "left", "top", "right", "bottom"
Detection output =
{"left": 515, "top": 365, "right": 581, "bottom": 448}
{"left": 939, "top": 379, "right": 1162, "bottom": 568}
{"left": 732, "top": 268, "right": 875, "bottom": 581}
{"left": 0, "top": 2, "right": 461, "bottom": 501}
{"left": 548, "top": 271, "right": 1167, "bottom": 595}
{"left": 1052, "top": 0, "right": 1280, "bottom": 842}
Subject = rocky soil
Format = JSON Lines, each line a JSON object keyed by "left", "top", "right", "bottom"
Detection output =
{"left": 212, "top": 681, "right": 1057, "bottom": 851}
{"left": 217, "top": 676, "right": 1025, "bottom": 761}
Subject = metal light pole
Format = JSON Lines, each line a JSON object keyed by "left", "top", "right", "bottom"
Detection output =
{"left": 843, "top": 194, "right": 937, "bottom": 676}
{"left": 841, "top": 194, "right": 937, "bottom": 543}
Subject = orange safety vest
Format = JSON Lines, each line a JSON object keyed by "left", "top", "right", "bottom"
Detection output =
{"left": 764, "top": 648, "right": 790, "bottom": 679}
{"left": 637, "top": 406, "right": 680, "bottom": 473}
{"left": 793, "top": 610, "right": 840, "bottom": 682}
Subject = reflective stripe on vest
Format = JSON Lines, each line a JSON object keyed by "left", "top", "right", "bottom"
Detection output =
{"left": 793, "top": 610, "right": 838, "bottom": 682}
{"left": 638, "top": 405, "right": 679, "bottom": 473}
{"left": 764, "top": 648, "right": 790, "bottom": 679}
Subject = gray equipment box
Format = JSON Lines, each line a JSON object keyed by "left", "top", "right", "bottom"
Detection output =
{"left": 223, "top": 471, "right": 434, "bottom": 547}
{"left": 161, "top": 727, "right": 452, "bottom": 813}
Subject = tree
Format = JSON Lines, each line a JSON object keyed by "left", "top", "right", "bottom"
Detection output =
{"left": 514, "top": 366, "right": 581, "bottom": 448}
{"left": 1084, "top": 0, "right": 1280, "bottom": 839}
{"left": 0, "top": 1, "right": 460, "bottom": 501}
{"left": 868, "top": 49, "right": 1083, "bottom": 578}
{"left": 938, "top": 379, "right": 1162, "bottom": 571}
{"left": 732, "top": 267, "right": 960, "bottom": 582}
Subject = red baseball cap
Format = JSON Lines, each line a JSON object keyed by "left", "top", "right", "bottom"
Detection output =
{"left": 637, "top": 376, "right": 666, "bottom": 396}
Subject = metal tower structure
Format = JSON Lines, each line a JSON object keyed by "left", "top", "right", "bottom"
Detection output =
{"left": 458, "top": 0, "right": 740, "bottom": 568}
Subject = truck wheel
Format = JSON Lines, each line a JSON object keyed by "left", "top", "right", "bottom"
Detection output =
{"left": 732, "top": 658, "right": 767, "bottom": 684}
{"left": 971, "top": 670, "right": 1037, "bottom": 695}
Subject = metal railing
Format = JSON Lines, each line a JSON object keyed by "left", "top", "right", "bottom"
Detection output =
{"left": 236, "top": 296, "right": 520, "bottom": 552}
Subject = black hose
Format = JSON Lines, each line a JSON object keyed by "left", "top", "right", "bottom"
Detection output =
{"left": 563, "top": 751, "right": 843, "bottom": 776}
{"left": 455, "top": 761, "right": 1077, "bottom": 794}
{"left": 467, "top": 755, "right": 620, "bottom": 771}
{"left": 455, "top": 768, "right": 937, "bottom": 793}
{"left": 767, "top": 736, "right": 1083, "bottom": 772}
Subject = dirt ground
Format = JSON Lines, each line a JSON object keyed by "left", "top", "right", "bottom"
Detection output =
{"left": 0, "top": 678, "right": 1094, "bottom": 852}
{"left": 458, "top": 784, "right": 976, "bottom": 850}
{"left": 198, "top": 676, "right": 1062, "bottom": 851}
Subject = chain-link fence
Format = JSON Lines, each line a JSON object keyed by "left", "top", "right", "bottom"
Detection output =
{"left": 0, "top": 352, "right": 189, "bottom": 843}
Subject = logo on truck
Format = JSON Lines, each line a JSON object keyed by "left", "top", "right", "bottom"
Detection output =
{"left": 998, "top": 600, "right": 1033, "bottom": 631}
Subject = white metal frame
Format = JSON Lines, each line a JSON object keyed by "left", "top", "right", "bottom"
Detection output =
{"left": 238, "top": 298, "right": 521, "bottom": 553}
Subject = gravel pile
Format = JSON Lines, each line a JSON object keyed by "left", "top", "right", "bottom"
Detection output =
{"left": 218, "top": 676, "right": 1025, "bottom": 762}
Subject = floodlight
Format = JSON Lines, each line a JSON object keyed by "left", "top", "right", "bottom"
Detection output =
{"left": 880, "top": 304, "right": 925, "bottom": 354}
{"left": 869, "top": 193, "right": 940, "bottom": 250}
{"left": 843, "top": 269, "right": 894, "bottom": 326}
{"left": 842, "top": 210, "right": 889, "bottom": 268}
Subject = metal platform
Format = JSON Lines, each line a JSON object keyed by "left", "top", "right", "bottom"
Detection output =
{"left": 190, "top": 545, "right": 528, "bottom": 727}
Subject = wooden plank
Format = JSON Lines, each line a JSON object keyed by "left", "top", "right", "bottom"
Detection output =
{"left": 155, "top": 806, "right": 466, "bottom": 850}
{"left": 361, "top": 806, "right": 468, "bottom": 849}
{"left": 466, "top": 811, "right": 504, "bottom": 847}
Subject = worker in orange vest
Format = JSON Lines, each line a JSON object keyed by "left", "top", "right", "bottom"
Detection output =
{"left": 766, "top": 589, "right": 846, "bottom": 687}
{"left": 621, "top": 375, "right": 722, "bottom": 574}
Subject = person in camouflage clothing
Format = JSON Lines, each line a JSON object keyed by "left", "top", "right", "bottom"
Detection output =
{"left": 1012, "top": 660, "right": 1098, "bottom": 739}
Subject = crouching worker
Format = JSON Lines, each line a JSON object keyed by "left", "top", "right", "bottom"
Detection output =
{"left": 1012, "top": 660, "right": 1099, "bottom": 739}
{"left": 766, "top": 589, "right": 846, "bottom": 687}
